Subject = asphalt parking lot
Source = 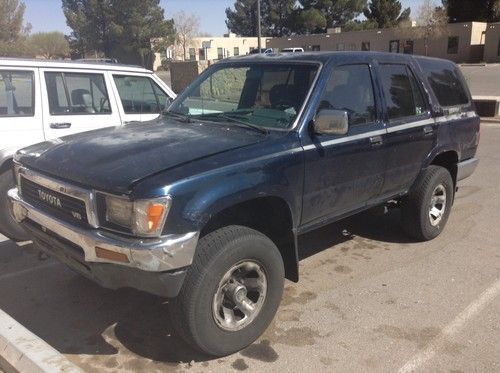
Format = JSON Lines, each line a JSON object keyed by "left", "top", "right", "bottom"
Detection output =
{"left": 0, "top": 124, "right": 499, "bottom": 372}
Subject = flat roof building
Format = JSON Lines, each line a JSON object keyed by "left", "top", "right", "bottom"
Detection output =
{"left": 267, "top": 22, "right": 488, "bottom": 64}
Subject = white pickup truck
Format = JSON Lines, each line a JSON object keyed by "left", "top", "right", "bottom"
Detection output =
{"left": 0, "top": 58, "right": 175, "bottom": 241}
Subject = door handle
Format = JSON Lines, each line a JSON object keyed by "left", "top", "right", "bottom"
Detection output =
{"left": 370, "top": 135, "right": 383, "bottom": 146}
{"left": 423, "top": 126, "right": 434, "bottom": 135}
{"left": 50, "top": 122, "right": 72, "bottom": 129}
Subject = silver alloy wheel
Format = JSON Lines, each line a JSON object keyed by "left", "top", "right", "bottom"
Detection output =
{"left": 212, "top": 260, "right": 267, "bottom": 331}
{"left": 429, "top": 184, "right": 447, "bottom": 226}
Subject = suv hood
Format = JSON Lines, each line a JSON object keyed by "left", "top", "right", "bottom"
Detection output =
{"left": 16, "top": 118, "right": 265, "bottom": 194}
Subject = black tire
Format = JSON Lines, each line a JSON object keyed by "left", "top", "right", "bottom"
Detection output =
{"left": 169, "top": 225, "right": 284, "bottom": 357}
{"left": 401, "top": 165, "right": 454, "bottom": 241}
{"left": 0, "top": 170, "right": 29, "bottom": 241}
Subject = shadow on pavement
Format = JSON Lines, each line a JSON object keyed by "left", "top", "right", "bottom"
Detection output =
{"left": 0, "top": 208, "right": 414, "bottom": 365}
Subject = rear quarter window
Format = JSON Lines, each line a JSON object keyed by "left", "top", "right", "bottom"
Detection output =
{"left": 418, "top": 60, "right": 469, "bottom": 107}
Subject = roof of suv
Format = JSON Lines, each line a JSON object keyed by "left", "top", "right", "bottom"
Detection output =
{"left": 225, "top": 51, "right": 455, "bottom": 67}
{"left": 0, "top": 58, "right": 153, "bottom": 73}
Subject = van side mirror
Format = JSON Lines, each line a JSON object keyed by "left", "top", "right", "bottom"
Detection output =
{"left": 313, "top": 109, "right": 349, "bottom": 135}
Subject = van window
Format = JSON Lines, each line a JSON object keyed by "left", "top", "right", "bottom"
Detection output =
{"left": 45, "top": 72, "right": 111, "bottom": 115}
{"left": 0, "top": 71, "right": 34, "bottom": 117}
{"left": 380, "top": 64, "right": 426, "bottom": 120}
{"left": 418, "top": 60, "right": 469, "bottom": 107}
{"left": 113, "top": 75, "right": 165, "bottom": 114}
{"left": 318, "top": 64, "right": 376, "bottom": 126}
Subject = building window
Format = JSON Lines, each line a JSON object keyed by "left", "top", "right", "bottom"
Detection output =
{"left": 403, "top": 40, "right": 414, "bottom": 54}
{"left": 336, "top": 43, "right": 345, "bottom": 51}
{"left": 447, "top": 36, "right": 459, "bottom": 54}
{"left": 312, "top": 45, "right": 320, "bottom": 51}
{"left": 361, "top": 42, "right": 370, "bottom": 51}
{"left": 389, "top": 40, "right": 400, "bottom": 53}
{"left": 199, "top": 48, "right": 205, "bottom": 60}
{"left": 217, "top": 47, "right": 224, "bottom": 60}
{"left": 189, "top": 48, "right": 196, "bottom": 61}
{"left": 234, "top": 47, "right": 239, "bottom": 56}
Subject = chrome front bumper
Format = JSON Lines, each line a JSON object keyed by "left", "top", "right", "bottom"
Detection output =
{"left": 8, "top": 188, "right": 199, "bottom": 272}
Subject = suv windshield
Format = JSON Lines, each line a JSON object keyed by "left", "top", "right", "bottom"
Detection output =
{"left": 168, "top": 63, "right": 319, "bottom": 130}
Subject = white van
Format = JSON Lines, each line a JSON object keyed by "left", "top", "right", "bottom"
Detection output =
{"left": 0, "top": 58, "right": 175, "bottom": 241}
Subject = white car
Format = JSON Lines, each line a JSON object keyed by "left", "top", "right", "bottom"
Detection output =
{"left": 0, "top": 58, "right": 175, "bottom": 241}
{"left": 281, "top": 48, "right": 304, "bottom": 53}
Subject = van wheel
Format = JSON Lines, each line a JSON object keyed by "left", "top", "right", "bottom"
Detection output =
{"left": 0, "top": 170, "right": 29, "bottom": 242}
{"left": 401, "top": 165, "right": 454, "bottom": 241}
{"left": 169, "top": 225, "right": 284, "bottom": 357}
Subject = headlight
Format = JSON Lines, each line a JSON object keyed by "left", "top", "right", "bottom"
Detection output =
{"left": 104, "top": 195, "right": 171, "bottom": 237}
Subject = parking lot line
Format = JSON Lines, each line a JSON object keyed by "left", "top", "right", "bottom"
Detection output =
{"left": 398, "top": 277, "right": 500, "bottom": 373}
{"left": 0, "top": 262, "right": 59, "bottom": 281}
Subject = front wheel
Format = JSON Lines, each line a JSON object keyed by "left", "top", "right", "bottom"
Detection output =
{"left": 0, "top": 170, "right": 29, "bottom": 241}
{"left": 169, "top": 225, "right": 284, "bottom": 356}
{"left": 401, "top": 165, "right": 454, "bottom": 241}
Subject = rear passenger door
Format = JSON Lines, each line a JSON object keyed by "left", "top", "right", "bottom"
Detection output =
{"left": 377, "top": 63, "right": 436, "bottom": 197}
{"left": 111, "top": 73, "right": 170, "bottom": 123}
{"left": 41, "top": 69, "right": 122, "bottom": 139}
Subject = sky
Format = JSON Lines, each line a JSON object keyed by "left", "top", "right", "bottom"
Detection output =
{"left": 24, "top": 0, "right": 428, "bottom": 37}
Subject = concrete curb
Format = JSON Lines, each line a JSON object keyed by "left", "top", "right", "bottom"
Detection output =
{"left": 481, "top": 117, "right": 500, "bottom": 124}
{"left": 0, "top": 309, "right": 83, "bottom": 373}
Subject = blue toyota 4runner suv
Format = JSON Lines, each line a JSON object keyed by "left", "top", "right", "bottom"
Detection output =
{"left": 8, "top": 52, "right": 479, "bottom": 356}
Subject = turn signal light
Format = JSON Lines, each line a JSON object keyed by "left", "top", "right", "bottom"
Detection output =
{"left": 95, "top": 247, "right": 130, "bottom": 263}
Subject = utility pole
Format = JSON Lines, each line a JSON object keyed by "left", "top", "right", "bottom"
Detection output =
{"left": 257, "top": 0, "right": 262, "bottom": 53}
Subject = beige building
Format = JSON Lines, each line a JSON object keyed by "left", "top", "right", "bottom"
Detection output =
{"left": 267, "top": 22, "right": 488, "bottom": 64}
{"left": 154, "top": 33, "right": 266, "bottom": 70}
{"left": 484, "top": 22, "right": 500, "bottom": 63}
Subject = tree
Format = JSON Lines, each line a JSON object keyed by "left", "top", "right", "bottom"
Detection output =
{"left": 442, "top": 0, "right": 500, "bottom": 23}
{"left": 27, "top": 32, "right": 70, "bottom": 59}
{"left": 226, "top": 0, "right": 263, "bottom": 36}
{"left": 226, "top": 0, "right": 297, "bottom": 37}
{"left": 416, "top": 0, "right": 448, "bottom": 56}
{"left": 363, "top": 0, "right": 411, "bottom": 28}
{"left": 62, "top": 0, "right": 114, "bottom": 58}
{"left": 172, "top": 11, "right": 200, "bottom": 61}
{"left": 0, "top": 0, "right": 32, "bottom": 57}
{"left": 298, "top": 0, "right": 367, "bottom": 31}
{"left": 111, "top": 0, "right": 175, "bottom": 66}
{"left": 290, "top": 8, "right": 327, "bottom": 34}
{"left": 62, "top": 0, "right": 175, "bottom": 66}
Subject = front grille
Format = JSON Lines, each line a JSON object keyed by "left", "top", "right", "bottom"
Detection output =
{"left": 21, "top": 177, "right": 89, "bottom": 227}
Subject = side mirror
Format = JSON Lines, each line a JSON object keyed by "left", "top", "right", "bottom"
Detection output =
{"left": 313, "top": 109, "right": 349, "bottom": 135}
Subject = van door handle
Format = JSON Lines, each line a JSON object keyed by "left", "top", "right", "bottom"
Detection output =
{"left": 423, "top": 126, "right": 434, "bottom": 135}
{"left": 370, "top": 135, "right": 383, "bottom": 146}
{"left": 50, "top": 122, "right": 72, "bottom": 129}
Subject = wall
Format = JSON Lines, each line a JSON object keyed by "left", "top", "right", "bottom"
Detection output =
{"left": 484, "top": 23, "right": 500, "bottom": 63}
{"left": 169, "top": 60, "right": 210, "bottom": 93}
{"left": 267, "top": 22, "right": 488, "bottom": 63}
{"left": 154, "top": 34, "right": 267, "bottom": 70}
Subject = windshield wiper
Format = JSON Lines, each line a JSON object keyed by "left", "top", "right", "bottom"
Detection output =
{"left": 198, "top": 112, "right": 269, "bottom": 135}
{"left": 163, "top": 110, "right": 191, "bottom": 123}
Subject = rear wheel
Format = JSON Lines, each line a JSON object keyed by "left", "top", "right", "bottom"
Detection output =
{"left": 169, "top": 225, "right": 284, "bottom": 356}
{"left": 401, "top": 165, "right": 454, "bottom": 241}
{"left": 0, "top": 170, "right": 29, "bottom": 241}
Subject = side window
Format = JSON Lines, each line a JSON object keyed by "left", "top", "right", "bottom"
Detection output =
{"left": 113, "top": 75, "right": 162, "bottom": 114}
{"left": 317, "top": 64, "right": 376, "bottom": 126}
{"left": 45, "top": 72, "right": 111, "bottom": 115}
{"left": 418, "top": 60, "right": 469, "bottom": 107}
{"left": 0, "top": 71, "right": 34, "bottom": 117}
{"left": 380, "top": 64, "right": 426, "bottom": 120}
{"left": 152, "top": 82, "right": 169, "bottom": 111}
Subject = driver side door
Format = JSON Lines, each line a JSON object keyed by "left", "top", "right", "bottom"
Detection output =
{"left": 300, "top": 63, "right": 387, "bottom": 228}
